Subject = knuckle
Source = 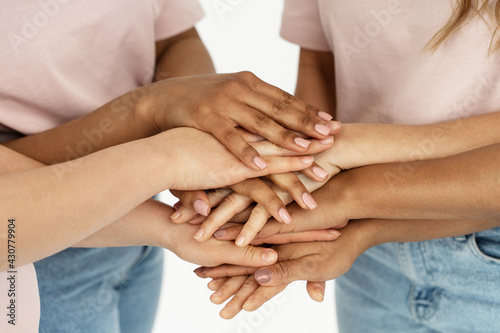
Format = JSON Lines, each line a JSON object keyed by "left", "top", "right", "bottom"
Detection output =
{"left": 271, "top": 100, "right": 287, "bottom": 116}
{"left": 223, "top": 193, "right": 243, "bottom": 209}
{"left": 242, "top": 276, "right": 259, "bottom": 290}
{"left": 305, "top": 104, "right": 320, "bottom": 115}
{"left": 281, "top": 91, "right": 297, "bottom": 105}
{"left": 298, "top": 113, "right": 313, "bottom": 128}
{"left": 237, "top": 70, "right": 256, "bottom": 82}
{"left": 253, "top": 112, "right": 270, "bottom": 126}
{"left": 244, "top": 246, "right": 259, "bottom": 264}
{"left": 222, "top": 128, "right": 239, "bottom": 143}
{"left": 273, "top": 263, "right": 291, "bottom": 281}
{"left": 251, "top": 205, "right": 271, "bottom": 219}
{"left": 222, "top": 77, "right": 243, "bottom": 92}
{"left": 279, "top": 129, "right": 294, "bottom": 142}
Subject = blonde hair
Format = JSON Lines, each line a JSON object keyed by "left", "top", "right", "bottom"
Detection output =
{"left": 427, "top": 0, "right": 500, "bottom": 52}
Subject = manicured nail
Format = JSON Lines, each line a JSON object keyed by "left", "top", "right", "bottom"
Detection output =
{"left": 262, "top": 250, "right": 277, "bottom": 264}
{"left": 313, "top": 166, "right": 329, "bottom": 179}
{"left": 328, "top": 121, "right": 341, "bottom": 132}
{"left": 294, "top": 137, "right": 311, "bottom": 149}
{"left": 170, "top": 210, "right": 182, "bottom": 220}
{"left": 302, "top": 193, "right": 318, "bottom": 210}
{"left": 319, "top": 136, "right": 334, "bottom": 145}
{"left": 315, "top": 124, "right": 330, "bottom": 136}
{"left": 214, "top": 229, "right": 226, "bottom": 238}
{"left": 300, "top": 156, "right": 314, "bottom": 165}
{"left": 255, "top": 268, "right": 272, "bottom": 284}
{"left": 193, "top": 267, "right": 204, "bottom": 275}
{"left": 279, "top": 208, "right": 292, "bottom": 224}
{"left": 318, "top": 111, "right": 333, "bottom": 121}
{"left": 329, "top": 229, "right": 342, "bottom": 236}
{"left": 243, "top": 300, "right": 253, "bottom": 310}
{"left": 173, "top": 201, "right": 182, "bottom": 210}
{"left": 253, "top": 157, "right": 267, "bottom": 170}
{"left": 315, "top": 289, "right": 325, "bottom": 301}
{"left": 236, "top": 235, "right": 246, "bottom": 247}
{"left": 194, "top": 228, "right": 204, "bottom": 240}
{"left": 194, "top": 200, "right": 210, "bottom": 216}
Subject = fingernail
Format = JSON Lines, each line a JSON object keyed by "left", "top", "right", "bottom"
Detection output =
{"left": 194, "top": 200, "right": 210, "bottom": 216}
{"left": 262, "top": 250, "right": 277, "bottom": 264}
{"left": 214, "top": 229, "right": 226, "bottom": 238}
{"left": 302, "top": 193, "right": 318, "bottom": 210}
{"left": 170, "top": 210, "right": 182, "bottom": 220}
{"left": 318, "top": 111, "right": 333, "bottom": 121}
{"left": 236, "top": 235, "right": 246, "bottom": 247}
{"left": 315, "top": 124, "right": 330, "bottom": 136}
{"left": 194, "top": 228, "right": 204, "bottom": 240}
{"left": 315, "top": 289, "right": 325, "bottom": 301}
{"left": 300, "top": 156, "right": 314, "bottom": 165}
{"left": 294, "top": 137, "right": 311, "bottom": 149}
{"left": 253, "top": 157, "right": 267, "bottom": 170}
{"left": 319, "top": 136, "right": 334, "bottom": 145}
{"left": 329, "top": 229, "right": 342, "bottom": 236}
{"left": 255, "top": 268, "right": 272, "bottom": 284}
{"left": 193, "top": 267, "right": 204, "bottom": 275}
{"left": 279, "top": 208, "right": 292, "bottom": 224}
{"left": 202, "top": 267, "right": 213, "bottom": 274}
{"left": 328, "top": 121, "right": 341, "bottom": 132}
{"left": 313, "top": 166, "right": 329, "bottom": 179}
{"left": 243, "top": 300, "right": 253, "bottom": 310}
{"left": 173, "top": 201, "right": 182, "bottom": 210}
{"left": 213, "top": 290, "right": 222, "bottom": 297}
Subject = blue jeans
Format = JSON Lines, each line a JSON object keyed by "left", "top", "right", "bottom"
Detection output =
{"left": 336, "top": 227, "right": 500, "bottom": 333}
{"left": 34, "top": 246, "right": 163, "bottom": 333}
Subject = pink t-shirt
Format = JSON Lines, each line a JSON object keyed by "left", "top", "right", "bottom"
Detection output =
{"left": 0, "top": 1, "right": 203, "bottom": 330}
{"left": 281, "top": 0, "right": 500, "bottom": 124}
{"left": 0, "top": 0, "right": 204, "bottom": 139}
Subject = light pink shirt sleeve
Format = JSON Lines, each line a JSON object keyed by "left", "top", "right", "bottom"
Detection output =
{"left": 154, "top": 0, "right": 205, "bottom": 41}
{"left": 280, "top": 0, "right": 331, "bottom": 51}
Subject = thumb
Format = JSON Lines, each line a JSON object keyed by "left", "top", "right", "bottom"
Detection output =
{"left": 253, "top": 258, "right": 312, "bottom": 287}
{"left": 226, "top": 245, "right": 278, "bottom": 267}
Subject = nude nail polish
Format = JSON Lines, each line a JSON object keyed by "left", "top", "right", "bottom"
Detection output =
{"left": 302, "top": 193, "right": 318, "bottom": 209}
{"left": 253, "top": 157, "right": 267, "bottom": 170}
{"left": 170, "top": 210, "right": 182, "bottom": 220}
{"left": 313, "top": 167, "right": 329, "bottom": 179}
{"left": 318, "top": 111, "right": 333, "bottom": 121}
{"left": 194, "top": 200, "right": 209, "bottom": 216}
{"left": 279, "top": 208, "right": 292, "bottom": 224}
{"left": 193, "top": 228, "right": 204, "bottom": 239}
{"left": 300, "top": 156, "right": 314, "bottom": 165}
{"left": 294, "top": 137, "right": 311, "bottom": 149}
{"left": 315, "top": 124, "right": 331, "bottom": 136}
{"left": 214, "top": 229, "right": 226, "bottom": 238}
{"left": 262, "top": 251, "right": 277, "bottom": 264}
{"left": 255, "top": 269, "right": 272, "bottom": 284}
{"left": 319, "top": 136, "right": 334, "bottom": 145}
{"left": 236, "top": 235, "right": 246, "bottom": 247}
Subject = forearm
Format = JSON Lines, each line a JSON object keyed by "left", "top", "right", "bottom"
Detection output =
{"left": 360, "top": 218, "right": 500, "bottom": 249}
{"left": 342, "top": 143, "right": 500, "bottom": 221}
{"left": 155, "top": 28, "right": 215, "bottom": 81}
{"left": 0, "top": 135, "right": 172, "bottom": 270}
{"left": 295, "top": 49, "right": 336, "bottom": 116}
{"left": 324, "top": 111, "right": 500, "bottom": 172}
{"left": 2, "top": 90, "right": 155, "bottom": 164}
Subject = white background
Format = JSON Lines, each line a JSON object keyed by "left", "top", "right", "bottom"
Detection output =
{"left": 153, "top": 1, "right": 338, "bottom": 333}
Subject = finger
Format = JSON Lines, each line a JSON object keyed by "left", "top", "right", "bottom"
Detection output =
{"left": 242, "top": 283, "right": 288, "bottom": 312}
{"left": 299, "top": 161, "right": 338, "bottom": 183}
{"left": 230, "top": 204, "right": 255, "bottom": 223}
{"left": 169, "top": 190, "right": 210, "bottom": 223}
{"left": 254, "top": 257, "right": 317, "bottom": 287}
{"left": 268, "top": 172, "right": 317, "bottom": 210}
{"left": 170, "top": 204, "right": 198, "bottom": 224}
{"left": 250, "top": 229, "right": 341, "bottom": 246}
{"left": 233, "top": 106, "right": 315, "bottom": 153}
{"left": 187, "top": 214, "right": 206, "bottom": 225}
{"left": 236, "top": 127, "right": 265, "bottom": 143}
{"left": 194, "top": 192, "right": 254, "bottom": 242}
{"left": 214, "top": 219, "right": 286, "bottom": 242}
{"left": 242, "top": 90, "right": 340, "bottom": 140}
{"left": 213, "top": 243, "right": 278, "bottom": 268}
{"left": 231, "top": 179, "right": 290, "bottom": 223}
{"left": 306, "top": 281, "right": 326, "bottom": 302}
{"left": 210, "top": 276, "right": 248, "bottom": 305}
{"left": 235, "top": 204, "right": 273, "bottom": 247}
{"left": 250, "top": 155, "right": 315, "bottom": 178}
{"left": 205, "top": 117, "right": 269, "bottom": 171}
{"left": 251, "top": 136, "right": 334, "bottom": 156}
{"left": 198, "top": 265, "right": 259, "bottom": 279}
{"left": 220, "top": 276, "right": 261, "bottom": 319}
{"left": 207, "top": 277, "right": 229, "bottom": 291}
